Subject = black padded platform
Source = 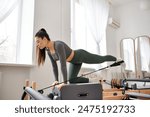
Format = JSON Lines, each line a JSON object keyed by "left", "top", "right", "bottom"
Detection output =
{"left": 60, "top": 83, "right": 102, "bottom": 100}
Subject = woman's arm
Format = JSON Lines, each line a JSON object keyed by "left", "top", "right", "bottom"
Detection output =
{"left": 48, "top": 53, "right": 59, "bottom": 81}
{"left": 57, "top": 44, "right": 67, "bottom": 83}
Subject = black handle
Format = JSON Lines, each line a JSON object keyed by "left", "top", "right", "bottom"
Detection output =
{"left": 78, "top": 93, "right": 88, "bottom": 97}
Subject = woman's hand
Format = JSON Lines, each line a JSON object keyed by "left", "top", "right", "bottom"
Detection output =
{"left": 51, "top": 81, "right": 59, "bottom": 90}
{"left": 56, "top": 83, "right": 65, "bottom": 90}
{"left": 51, "top": 81, "right": 66, "bottom": 90}
{"left": 52, "top": 81, "right": 59, "bottom": 86}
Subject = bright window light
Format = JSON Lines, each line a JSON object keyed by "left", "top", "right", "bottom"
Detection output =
{"left": 0, "top": 0, "right": 34, "bottom": 65}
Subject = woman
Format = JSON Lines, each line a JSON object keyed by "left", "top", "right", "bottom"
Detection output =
{"left": 35, "top": 28, "right": 117, "bottom": 85}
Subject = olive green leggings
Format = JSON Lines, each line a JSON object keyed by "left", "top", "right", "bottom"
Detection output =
{"left": 68, "top": 49, "right": 117, "bottom": 83}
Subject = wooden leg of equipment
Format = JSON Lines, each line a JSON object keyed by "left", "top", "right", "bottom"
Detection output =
{"left": 32, "top": 81, "right": 36, "bottom": 90}
{"left": 24, "top": 80, "right": 30, "bottom": 100}
{"left": 23, "top": 80, "right": 37, "bottom": 100}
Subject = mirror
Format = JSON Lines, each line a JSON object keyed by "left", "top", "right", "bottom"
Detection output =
{"left": 120, "top": 38, "right": 137, "bottom": 78}
{"left": 135, "top": 35, "right": 150, "bottom": 78}
{"left": 120, "top": 35, "right": 150, "bottom": 78}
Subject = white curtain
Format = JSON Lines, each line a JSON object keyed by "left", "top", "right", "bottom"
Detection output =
{"left": 79, "top": 0, "right": 109, "bottom": 54}
{"left": 0, "top": 0, "right": 19, "bottom": 23}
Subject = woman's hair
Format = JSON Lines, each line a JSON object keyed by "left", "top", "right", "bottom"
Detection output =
{"left": 35, "top": 28, "right": 50, "bottom": 66}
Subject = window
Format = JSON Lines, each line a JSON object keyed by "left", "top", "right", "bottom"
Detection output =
{"left": 0, "top": 0, "right": 34, "bottom": 65}
{"left": 71, "top": 0, "right": 109, "bottom": 69}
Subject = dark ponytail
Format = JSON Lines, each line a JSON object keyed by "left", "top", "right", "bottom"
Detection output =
{"left": 35, "top": 28, "right": 50, "bottom": 40}
{"left": 35, "top": 28, "right": 50, "bottom": 66}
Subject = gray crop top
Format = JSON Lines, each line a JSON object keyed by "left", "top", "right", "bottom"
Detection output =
{"left": 47, "top": 41, "right": 72, "bottom": 82}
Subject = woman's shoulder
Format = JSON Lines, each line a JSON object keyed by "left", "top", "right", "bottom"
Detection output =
{"left": 54, "top": 40, "right": 72, "bottom": 51}
{"left": 54, "top": 40, "right": 68, "bottom": 47}
{"left": 55, "top": 40, "right": 65, "bottom": 44}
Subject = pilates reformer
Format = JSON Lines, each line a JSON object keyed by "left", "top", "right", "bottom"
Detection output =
{"left": 21, "top": 60, "right": 124, "bottom": 100}
{"left": 22, "top": 77, "right": 150, "bottom": 100}
{"left": 24, "top": 83, "right": 102, "bottom": 100}
{"left": 23, "top": 79, "right": 150, "bottom": 100}
{"left": 122, "top": 79, "right": 150, "bottom": 99}
{"left": 102, "top": 78, "right": 150, "bottom": 100}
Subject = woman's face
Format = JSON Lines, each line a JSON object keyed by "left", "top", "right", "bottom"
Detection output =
{"left": 35, "top": 37, "right": 47, "bottom": 49}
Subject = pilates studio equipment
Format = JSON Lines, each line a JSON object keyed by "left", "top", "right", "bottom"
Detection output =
{"left": 22, "top": 59, "right": 150, "bottom": 100}
{"left": 102, "top": 78, "right": 150, "bottom": 100}
{"left": 37, "top": 60, "right": 124, "bottom": 93}
{"left": 21, "top": 60, "right": 125, "bottom": 100}
{"left": 120, "top": 35, "right": 150, "bottom": 79}
{"left": 114, "top": 35, "right": 150, "bottom": 100}
{"left": 22, "top": 78, "right": 150, "bottom": 100}
{"left": 60, "top": 83, "right": 102, "bottom": 100}
{"left": 25, "top": 87, "right": 50, "bottom": 100}
{"left": 24, "top": 83, "right": 102, "bottom": 100}
{"left": 122, "top": 78, "right": 150, "bottom": 99}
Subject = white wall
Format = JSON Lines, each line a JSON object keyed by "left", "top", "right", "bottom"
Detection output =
{"left": 107, "top": 1, "right": 150, "bottom": 57}
{"left": 0, "top": 66, "right": 31, "bottom": 99}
